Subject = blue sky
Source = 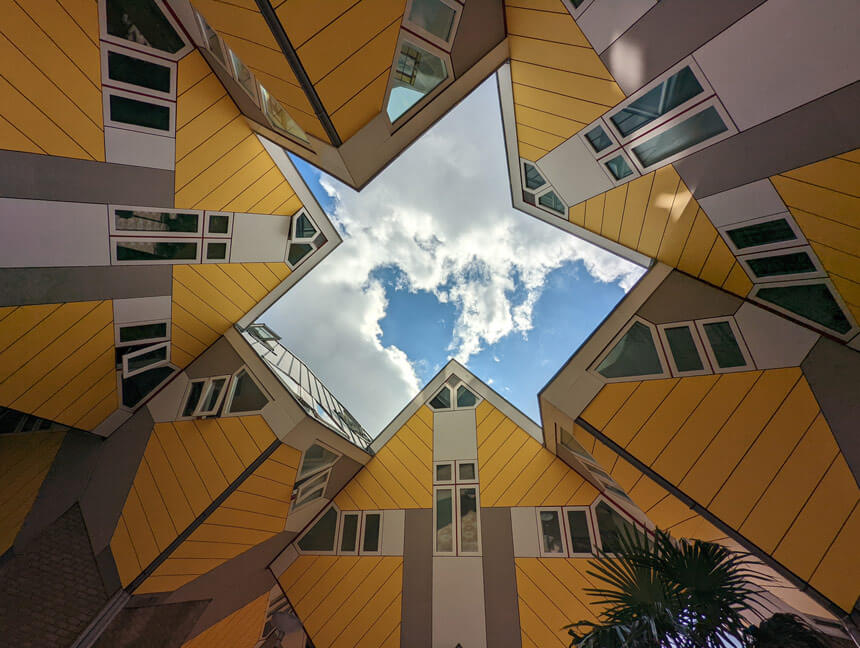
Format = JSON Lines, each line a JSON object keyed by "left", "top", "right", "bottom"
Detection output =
{"left": 264, "top": 78, "right": 643, "bottom": 435}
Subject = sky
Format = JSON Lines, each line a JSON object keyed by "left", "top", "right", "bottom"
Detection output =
{"left": 262, "top": 76, "right": 645, "bottom": 436}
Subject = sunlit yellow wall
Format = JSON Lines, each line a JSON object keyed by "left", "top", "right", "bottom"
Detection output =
{"left": 0, "top": 301, "right": 116, "bottom": 431}
{"left": 0, "top": 0, "right": 104, "bottom": 160}
{"left": 771, "top": 149, "right": 860, "bottom": 322}
{"left": 278, "top": 555, "right": 403, "bottom": 648}
{"left": 181, "top": 591, "right": 269, "bottom": 648}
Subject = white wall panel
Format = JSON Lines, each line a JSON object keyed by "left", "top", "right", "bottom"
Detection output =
{"left": 381, "top": 509, "right": 405, "bottom": 556}
{"left": 433, "top": 556, "right": 487, "bottom": 648}
{"left": 537, "top": 136, "right": 613, "bottom": 208}
{"left": 577, "top": 0, "right": 656, "bottom": 54}
{"left": 698, "top": 179, "right": 788, "bottom": 227}
{"left": 113, "top": 295, "right": 172, "bottom": 324}
{"left": 433, "top": 409, "right": 478, "bottom": 462}
{"left": 734, "top": 302, "right": 820, "bottom": 369}
{"left": 510, "top": 507, "right": 540, "bottom": 558}
{"left": 230, "top": 212, "right": 291, "bottom": 263}
{"left": 105, "top": 126, "right": 175, "bottom": 170}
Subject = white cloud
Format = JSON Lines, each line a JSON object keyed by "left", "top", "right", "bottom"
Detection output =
{"left": 264, "top": 78, "right": 644, "bottom": 435}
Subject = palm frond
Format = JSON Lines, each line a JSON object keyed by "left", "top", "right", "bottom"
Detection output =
{"left": 743, "top": 613, "right": 829, "bottom": 648}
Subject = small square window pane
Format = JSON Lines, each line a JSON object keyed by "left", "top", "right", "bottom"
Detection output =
{"left": 540, "top": 510, "right": 564, "bottom": 554}
{"left": 727, "top": 219, "right": 796, "bottom": 250}
{"left": 408, "top": 0, "right": 456, "bottom": 42}
{"left": 664, "top": 326, "right": 704, "bottom": 372}
{"left": 458, "top": 462, "right": 475, "bottom": 481}
{"left": 747, "top": 251, "right": 816, "bottom": 278}
{"left": 436, "top": 463, "right": 452, "bottom": 482}
{"left": 436, "top": 489, "right": 453, "bottom": 552}
{"left": 702, "top": 321, "right": 746, "bottom": 368}
{"left": 459, "top": 488, "right": 479, "bottom": 553}
{"left": 605, "top": 155, "right": 633, "bottom": 180}
{"left": 596, "top": 321, "right": 663, "bottom": 379}
{"left": 206, "top": 242, "right": 227, "bottom": 260}
{"left": 631, "top": 106, "right": 727, "bottom": 168}
{"left": 208, "top": 214, "right": 229, "bottom": 234}
{"left": 567, "top": 510, "right": 592, "bottom": 554}
{"left": 585, "top": 125, "right": 612, "bottom": 153}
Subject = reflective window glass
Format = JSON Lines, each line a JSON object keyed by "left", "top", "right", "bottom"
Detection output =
{"left": 182, "top": 381, "right": 204, "bottom": 417}
{"left": 567, "top": 510, "right": 592, "bottom": 554}
{"left": 435, "top": 488, "right": 454, "bottom": 552}
{"left": 458, "top": 462, "right": 476, "bottom": 481}
{"left": 206, "top": 242, "right": 227, "bottom": 260}
{"left": 288, "top": 243, "right": 313, "bottom": 266}
{"left": 596, "top": 321, "right": 663, "bottom": 379}
{"left": 538, "top": 190, "right": 565, "bottom": 215}
{"left": 523, "top": 162, "right": 545, "bottom": 190}
{"left": 115, "top": 210, "right": 198, "bottom": 233}
{"left": 585, "top": 125, "right": 612, "bottom": 153}
{"left": 126, "top": 345, "right": 167, "bottom": 374}
{"left": 435, "top": 463, "right": 453, "bottom": 482}
{"left": 429, "top": 386, "right": 451, "bottom": 409}
{"left": 259, "top": 85, "right": 308, "bottom": 142}
{"left": 540, "top": 510, "right": 564, "bottom": 554}
{"left": 664, "top": 326, "right": 704, "bottom": 372}
{"left": 298, "top": 507, "right": 338, "bottom": 552}
{"left": 456, "top": 385, "right": 477, "bottom": 407}
{"left": 363, "top": 513, "right": 381, "bottom": 552}
{"left": 122, "top": 365, "right": 174, "bottom": 408}
{"left": 196, "top": 12, "right": 225, "bottom": 64}
{"left": 558, "top": 427, "right": 592, "bottom": 460}
{"left": 726, "top": 219, "right": 796, "bottom": 250}
{"left": 610, "top": 66, "right": 703, "bottom": 137}
{"left": 208, "top": 214, "right": 229, "bottom": 234}
{"left": 408, "top": 0, "right": 456, "bottom": 42}
{"left": 459, "top": 488, "right": 479, "bottom": 552}
{"left": 227, "top": 369, "right": 268, "bottom": 413}
{"left": 109, "top": 95, "right": 170, "bottom": 131}
{"left": 106, "top": 0, "right": 184, "bottom": 53}
{"left": 605, "top": 155, "right": 634, "bottom": 180}
{"left": 595, "top": 501, "right": 641, "bottom": 554}
{"left": 107, "top": 51, "right": 171, "bottom": 93}
{"left": 200, "top": 377, "right": 227, "bottom": 413}
{"left": 119, "top": 322, "right": 167, "bottom": 343}
{"left": 299, "top": 444, "right": 340, "bottom": 478}
{"left": 702, "top": 321, "right": 746, "bottom": 368}
{"left": 757, "top": 283, "right": 851, "bottom": 334}
{"left": 747, "top": 251, "right": 816, "bottom": 278}
{"left": 340, "top": 513, "right": 359, "bottom": 552}
{"left": 631, "top": 106, "right": 728, "bottom": 168}
{"left": 295, "top": 213, "right": 317, "bottom": 239}
{"left": 387, "top": 42, "right": 447, "bottom": 122}
{"left": 227, "top": 47, "right": 256, "bottom": 98}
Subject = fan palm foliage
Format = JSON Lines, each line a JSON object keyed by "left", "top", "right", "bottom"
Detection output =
{"left": 743, "top": 613, "right": 829, "bottom": 648}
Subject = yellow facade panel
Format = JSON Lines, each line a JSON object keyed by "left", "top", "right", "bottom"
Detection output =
{"left": 808, "top": 505, "right": 860, "bottom": 613}
{"left": 206, "top": 506, "right": 285, "bottom": 533}
{"left": 600, "top": 184, "right": 627, "bottom": 241}
{"left": 517, "top": 123, "right": 566, "bottom": 152}
{"left": 580, "top": 382, "right": 639, "bottom": 430}
{"left": 521, "top": 457, "right": 570, "bottom": 506}
{"left": 133, "top": 458, "right": 178, "bottom": 551}
{"left": 697, "top": 237, "right": 735, "bottom": 287}
{"left": 480, "top": 431, "right": 529, "bottom": 489}
{"left": 227, "top": 168, "right": 292, "bottom": 214}
{"left": 518, "top": 142, "right": 549, "bottom": 163}
{"left": 655, "top": 180, "right": 699, "bottom": 268}
{"left": 144, "top": 434, "right": 195, "bottom": 534}
{"left": 0, "top": 114, "right": 42, "bottom": 154}
{"left": 516, "top": 562, "right": 586, "bottom": 646}
{"left": 109, "top": 516, "right": 141, "bottom": 587}
{"left": 483, "top": 438, "right": 542, "bottom": 506}
{"left": 514, "top": 104, "right": 582, "bottom": 141}
{"left": 122, "top": 486, "right": 160, "bottom": 579}
{"left": 721, "top": 263, "right": 753, "bottom": 298}
{"left": 329, "top": 68, "right": 391, "bottom": 141}
{"left": 24, "top": 0, "right": 100, "bottom": 85}
{"left": 771, "top": 174, "right": 857, "bottom": 227}
{"left": 636, "top": 166, "right": 681, "bottom": 257}
{"left": 617, "top": 173, "right": 654, "bottom": 250}
{"left": 584, "top": 193, "right": 604, "bottom": 233}
{"left": 510, "top": 60, "right": 623, "bottom": 107}
{"left": 512, "top": 83, "right": 607, "bottom": 129}
{"left": 196, "top": 419, "right": 244, "bottom": 483}
{"left": 676, "top": 209, "right": 717, "bottom": 277}
{"left": 276, "top": 0, "right": 356, "bottom": 48}
{"left": 791, "top": 208, "right": 860, "bottom": 258}
{"left": 194, "top": 0, "right": 278, "bottom": 49}
{"left": 569, "top": 203, "right": 585, "bottom": 226}
{"left": 779, "top": 156, "right": 858, "bottom": 201}
{"left": 602, "top": 379, "right": 678, "bottom": 448}
{"left": 174, "top": 419, "right": 230, "bottom": 498}
{"left": 176, "top": 135, "right": 262, "bottom": 210}
{"left": 505, "top": 5, "right": 589, "bottom": 47}
{"left": 508, "top": 35, "right": 614, "bottom": 81}
{"left": 353, "top": 465, "right": 398, "bottom": 510}
{"left": 810, "top": 241, "right": 860, "bottom": 284}
{"left": 37, "top": 347, "right": 115, "bottom": 425}
{"left": 155, "top": 423, "right": 212, "bottom": 516}
{"left": 303, "top": 557, "right": 382, "bottom": 641}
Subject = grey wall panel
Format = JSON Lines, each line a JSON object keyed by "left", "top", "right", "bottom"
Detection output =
{"left": 323, "top": 454, "right": 364, "bottom": 499}
{"left": 0, "top": 149, "right": 174, "bottom": 206}
{"left": 184, "top": 337, "right": 244, "bottom": 380}
{"left": 481, "top": 507, "right": 522, "bottom": 648}
{"left": 801, "top": 338, "right": 860, "bottom": 487}
{"left": 402, "top": 508, "right": 433, "bottom": 648}
{"left": 576, "top": 0, "right": 655, "bottom": 55}
{"left": 734, "top": 303, "right": 819, "bottom": 370}
{"left": 433, "top": 556, "right": 487, "bottom": 647}
{"left": 0, "top": 266, "right": 172, "bottom": 307}
{"left": 433, "top": 409, "right": 478, "bottom": 461}
{"left": 674, "top": 81, "right": 860, "bottom": 199}
{"left": 599, "top": 0, "right": 766, "bottom": 94}
{"left": 451, "top": 0, "right": 506, "bottom": 77}
{"left": 637, "top": 271, "right": 741, "bottom": 324}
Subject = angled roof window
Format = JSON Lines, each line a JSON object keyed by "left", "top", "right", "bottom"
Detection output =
{"left": 605, "top": 155, "right": 634, "bottom": 180}
{"left": 299, "top": 443, "right": 341, "bottom": 479}
{"left": 259, "top": 84, "right": 309, "bottom": 143}
{"left": 408, "top": 0, "right": 457, "bottom": 43}
{"left": 429, "top": 385, "right": 452, "bottom": 410}
{"left": 701, "top": 321, "right": 747, "bottom": 369}
{"left": 523, "top": 162, "right": 546, "bottom": 190}
{"left": 297, "top": 507, "right": 338, "bottom": 553}
{"left": 294, "top": 213, "right": 317, "bottom": 240}
{"left": 538, "top": 190, "right": 565, "bottom": 215}
{"left": 663, "top": 325, "right": 705, "bottom": 373}
{"left": 224, "top": 368, "right": 269, "bottom": 414}
{"left": 585, "top": 125, "right": 612, "bottom": 153}
{"left": 106, "top": 0, "right": 184, "bottom": 54}
{"left": 610, "top": 66, "right": 703, "bottom": 138}
{"left": 756, "top": 282, "right": 852, "bottom": 335}
{"left": 456, "top": 384, "right": 477, "bottom": 408}
{"left": 596, "top": 321, "right": 665, "bottom": 379}
{"left": 387, "top": 42, "right": 448, "bottom": 122}
{"left": 631, "top": 106, "right": 728, "bottom": 169}
{"left": 287, "top": 243, "right": 314, "bottom": 267}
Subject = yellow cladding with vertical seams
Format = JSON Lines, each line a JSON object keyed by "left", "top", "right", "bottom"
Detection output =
{"left": 475, "top": 400, "right": 598, "bottom": 507}
{"left": 579, "top": 370, "right": 860, "bottom": 612}
{"left": 175, "top": 50, "right": 304, "bottom": 215}
{"left": 169, "top": 262, "right": 290, "bottom": 368}
{"left": 770, "top": 149, "right": 860, "bottom": 323}
{"left": 505, "top": 0, "right": 624, "bottom": 162}
{"left": 181, "top": 591, "right": 269, "bottom": 648}
{"left": 278, "top": 554, "right": 403, "bottom": 648}
{"left": 0, "top": 430, "right": 65, "bottom": 553}
{"left": 0, "top": 0, "right": 104, "bottom": 160}
{"left": 333, "top": 405, "right": 434, "bottom": 510}
{"left": 0, "top": 301, "right": 117, "bottom": 430}
{"left": 109, "top": 415, "right": 287, "bottom": 587}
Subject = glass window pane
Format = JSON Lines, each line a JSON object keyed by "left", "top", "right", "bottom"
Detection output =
{"left": 387, "top": 42, "right": 447, "bottom": 121}
{"left": 585, "top": 125, "right": 612, "bottom": 153}
{"left": 435, "top": 463, "right": 452, "bottom": 482}
{"left": 259, "top": 85, "right": 309, "bottom": 142}
{"left": 110, "top": 94, "right": 170, "bottom": 131}
{"left": 127, "top": 345, "right": 166, "bottom": 374}
{"left": 458, "top": 462, "right": 475, "bottom": 481}
{"left": 664, "top": 326, "right": 704, "bottom": 372}
{"left": 595, "top": 501, "right": 640, "bottom": 554}
{"left": 435, "top": 488, "right": 454, "bottom": 552}
{"left": 119, "top": 322, "right": 167, "bottom": 343}
{"left": 227, "top": 370, "right": 268, "bottom": 413}
{"left": 288, "top": 243, "right": 313, "bottom": 266}
{"left": 115, "top": 210, "right": 198, "bottom": 233}
{"left": 538, "top": 191, "right": 565, "bottom": 215}
{"left": 726, "top": 218, "right": 796, "bottom": 250}
{"left": 747, "top": 251, "right": 816, "bottom": 278}
{"left": 197, "top": 12, "right": 225, "bottom": 64}
{"left": 298, "top": 507, "right": 338, "bottom": 552}
{"left": 122, "top": 365, "right": 174, "bottom": 408}
{"left": 596, "top": 321, "right": 663, "bottom": 379}
{"left": 201, "top": 378, "right": 226, "bottom": 412}
{"left": 409, "top": 0, "right": 456, "bottom": 41}
{"left": 456, "top": 385, "right": 477, "bottom": 407}
{"left": 206, "top": 242, "right": 227, "bottom": 260}
{"left": 702, "top": 321, "right": 745, "bottom": 368}
{"left": 610, "top": 66, "right": 703, "bottom": 137}
{"left": 632, "top": 106, "right": 728, "bottom": 168}
{"left": 107, "top": 51, "right": 171, "bottom": 93}
{"left": 757, "top": 284, "right": 851, "bottom": 334}
{"left": 182, "top": 381, "right": 204, "bottom": 417}
{"left": 363, "top": 513, "right": 381, "bottom": 552}
{"left": 459, "top": 487, "right": 479, "bottom": 553}
{"left": 567, "top": 510, "right": 592, "bottom": 554}
{"left": 208, "top": 214, "right": 229, "bottom": 234}
{"left": 429, "top": 386, "right": 451, "bottom": 409}
{"left": 106, "top": 0, "right": 184, "bottom": 53}
{"left": 605, "top": 155, "right": 633, "bottom": 180}
{"left": 559, "top": 427, "right": 592, "bottom": 460}
{"left": 295, "top": 213, "right": 317, "bottom": 239}
{"left": 296, "top": 486, "right": 325, "bottom": 508}
{"left": 299, "top": 444, "right": 340, "bottom": 478}
{"left": 523, "top": 163, "right": 545, "bottom": 190}
{"left": 340, "top": 514, "right": 359, "bottom": 552}
{"left": 540, "top": 510, "right": 564, "bottom": 554}
{"left": 227, "top": 47, "right": 256, "bottom": 97}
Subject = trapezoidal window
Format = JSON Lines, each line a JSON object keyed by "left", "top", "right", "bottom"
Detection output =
{"left": 297, "top": 506, "right": 338, "bottom": 553}
{"left": 696, "top": 319, "right": 752, "bottom": 372}
{"left": 630, "top": 105, "right": 728, "bottom": 170}
{"left": 594, "top": 319, "right": 666, "bottom": 380}
{"left": 522, "top": 161, "right": 546, "bottom": 190}
{"left": 755, "top": 282, "right": 854, "bottom": 336}
{"left": 259, "top": 84, "right": 308, "bottom": 143}
{"left": 594, "top": 500, "right": 645, "bottom": 555}
{"left": 658, "top": 322, "right": 708, "bottom": 376}
{"left": 106, "top": 49, "right": 173, "bottom": 95}
{"left": 105, "top": 0, "right": 185, "bottom": 54}
{"left": 224, "top": 368, "right": 269, "bottom": 414}
{"left": 122, "top": 365, "right": 174, "bottom": 408}
{"left": 298, "top": 443, "right": 340, "bottom": 480}
{"left": 538, "top": 190, "right": 565, "bottom": 215}
{"left": 429, "top": 385, "right": 452, "bottom": 410}
{"left": 565, "top": 508, "right": 593, "bottom": 556}
{"left": 113, "top": 209, "right": 200, "bottom": 235}
{"left": 456, "top": 384, "right": 477, "bottom": 408}
{"left": 407, "top": 0, "right": 460, "bottom": 48}
{"left": 387, "top": 41, "right": 447, "bottom": 122}
{"left": 723, "top": 216, "right": 800, "bottom": 253}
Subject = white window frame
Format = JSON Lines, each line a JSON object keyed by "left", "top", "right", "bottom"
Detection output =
{"left": 590, "top": 496, "right": 653, "bottom": 555}
{"left": 694, "top": 317, "right": 755, "bottom": 374}
{"left": 284, "top": 240, "right": 316, "bottom": 270}
{"left": 294, "top": 468, "right": 333, "bottom": 510}
{"left": 203, "top": 238, "right": 231, "bottom": 263}
{"left": 118, "top": 361, "right": 178, "bottom": 412}
{"left": 110, "top": 206, "right": 203, "bottom": 238}
{"left": 100, "top": 43, "right": 177, "bottom": 100}
{"left": 384, "top": 34, "right": 454, "bottom": 128}
{"left": 657, "top": 321, "right": 712, "bottom": 377}
{"left": 360, "top": 510, "right": 384, "bottom": 556}
{"left": 557, "top": 424, "right": 595, "bottom": 462}
{"left": 403, "top": 0, "right": 463, "bottom": 51}
{"left": 599, "top": 149, "right": 641, "bottom": 187}
{"left": 297, "top": 441, "right": 342, "bottom": 481}
{"left": 737, "top": 245, "right": 826, "bottom": 283}
{"left": 578, "top": 118, "right": 621, "bottom": 160}
{"left": 718, "top": 212, "right": 807, "bottom": 256}
{"left": 115, "top": 319, "right": 170, "bottom": 348}
{"left": 434, "top": 461, "right": 455, "bottom": 485}
{"left": 535, "top": 185, "right": 567, "bottom": 217}
{"left": 204, "top": 211, "right": 233, "bottom": 238}
{"left": 111, "top": 236, "right": 201, "bottom": 265}
{"left": 589, "top": 316, "right": 671, "bottom": 383}
{"left": 427, "top": 384, "right": 454, "bottom": 411}
{"left": 103, "top": 87, "right": 176, "bottom": 137}
{"left": 536, "top": 507, "right": 568, "bottom": 558}
{"left": 521, "top": 159, "right": 548, "bottom": 193}
{"left": 121, "top": 341, "right": 170, "bottom": 378}
{"left": 433, "top": 485, "right": 457, "bottom": 556}
{"left": 452, "top": 382, "right": 481, "bottom": 409}
{"left": 750, "top": 278, "right": 859, "bottom": 341}
{"left": 194, "top": 8, "right": 228, "bottom": 68}
{"left": 225, "top": 44, "right": 261, "bottom": 107}
{"left": 98, "top": 0, "right": 193, "bottom": 62}
{"left": 295, "top": 504, "right": 341, "bottom": 556}
{"left": 178, "top": 374, "right": 232, "bottom": 419}
{"left": 562, "top": 506, "right": 595, "bottom": 558}
{"left": 291, "top": 208, "right": 318, "bottom": 243}
{"left": 337, "top": 511, "right": 361, "bottom": 555}
{"left": 456, "top": 485, "right": 482, "bottom": 556}
{"left": 455, "top": 460, "right": 478, "bottom": 484}
{"left": 222, "top": 366, "right": 271, "bottom": 417}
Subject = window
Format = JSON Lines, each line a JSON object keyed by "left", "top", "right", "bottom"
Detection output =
{"left": 593, "top": 319, "right": 667, "bottom": 381}
{"left": 195, "top": 10, "right": 226, "bottom": 65}
{"left": 113, "top": 239, "right": 199, "bottom": 263}
{"left": 605, "top": 154, "right": 634, "bottom": 180}
{"left": 457, "top": 461, "right": 477, "bottom": 483}
{"left": 259, "top": 84, "right": 308, "bottom": 143}
{"left": 736, "top": 245, "right": 825, "bottom": 284}
{"left": 286, "top": 243, "right": 313, "bottom": 268}
{"left": 538, "top": 190, "right": 565, "bottom": 215}
{"left": 406, "top": 0, "right": 460, "bottom": 47}
{"left": 537, "top": 508, "right": 566, "bottom": 556}
{"left": 456, "top": 385, "right": 477, "bottom": 408}
{"left": 429, "top": 385, "right": 452, "bottom": 410}
{"left": 695, "top": 318, "right": 753, "bottom": 373}
{"left": 224, "top": 368, "right": 269, "bottom": 414}
{"left": 297, "top": 506, "right": 339, "bottom": 553}
{"left": 754, "top": 281, "right": 855, "bottom": 337}
{"left": 435, "top": 462, "right": 454, "bottom": 484}
{"left": 293, "top": 212, "right": 317, "bottom": 241}
{"left": 122, "top": 342, "right": 169, "bottom": 378}
{"left": 298, "top": 443, "right": 341, "bottom": 479}
{"left": 594, "top": 500, "right": 646, "bottom": 555}
{"left": 107, "top": 92, "right": 172, "bottom": 133}
{"left": 435, "top": 487, "right": 455, "bottom": 554}
{"left": 630, "top": 105, "right": 729, "bottom": 170}
{"left": 205, "top": 241, "right": 228, "bottom": 261}
{"left": 387, "top": 41, "right": 448, "bottom": 123}
{"left": 720, "top": 213, "right": 805, "bottom": 256}
{"left": 585, "top": 125, "right": 613, "bottom": 153}
{"left": 247, "top": 323, "right": 280, "bottom": 344}
{"left": 362, "top": 512, "right": 382, "bottom": 554}
{"left": 227, "top": 46, "right": 258, "bottom": 103}
{"left": 295, "top": 469, "right": 331, "bottom": 508}
{"left": 113, "top": 208, "right": 201, "bottom": 235}
{"left": 657, "top": 322, "right": 709, "bottom": 376}
{"left": 434, "top": 458, "right": 480, "bottom": 555}
{"left": 206, "top": 212, "right": 231, "bottom": 236}
{"left": 104, "top": 0, "right": 186, "bottom": 55}
{"left": 105, "top": 48, "right": 174, "bottom": 97}
{"left": 122, "top": 364, "right": 175, "bottom": 408}
{"left": 117, "top": 321, "right": 168, "bottom": 346}
{"left": 180, "top": 375, "right": 231, "bottom": 418}
{"left": 522, "top": 161, "right": 546, "bottom": 191}
{"left": 458, "top": 487, "right": 480, "bottom": 554}
{"left": 564, "top": 508, "right": 594, "bottom": 556}
{"left": 339, "top": 512, "right": 360, "bottom": 554}
{"left": 557, "top": 425, "right": 594, "bottom": 462}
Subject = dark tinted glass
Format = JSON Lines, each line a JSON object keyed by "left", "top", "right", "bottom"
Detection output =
{"left": 726, "top": 218, "right": 796, "bottom": 249}
{"left": 596, "top": 321, "right": 663, "bottom": 378}
{"left": 585, "top": 125, "right": 612, "bottom": 152}
{"left": 116, "top": 240, "right": 197, "bottom": 261}
{"left": 703, "top": 321, "right": 745, "bottom": 368}
{"left": 523, "top": 163, "right": 545, "bottom": 190}
{"left": 747, "top": 251, "right": 815, "bottom": 277}
{"left": 664, "top": 326, "right": 704, "bottom": 372}
{"left": 362, "top": 513, "right": 381, "bottom": 552}
{"left": 605, "top": 155, "right": 633, "bottom": 180}
{"left": 632, "top": 106, "right": 727, "bottom": 168}
{"left": 201, "top": 378, "right": 226, "bottom": 412}
{"left": 208, "top": 214, "right": 229, "bottom": 234}
{"left": 206, "top": 242, "right": 227, "bottom": 260}
{"left": 595, "top": 501, "right": 640, "bottom": 554}
{"left": 456, "top": 385, "right": 477, "bottom": 407}
{"left": 340, "top": 514, "right": 359, "bottom": 552}
{"left": 409, "top": 0, "right": 456, "bottom": 41}
{"left": 115, "top": 210, "right": 198, "bottom": 232}
{"left": 106, "top": 0, "right": 184, "bottom": 53}
{"left": 436, "top": 463, "right": 452, "bottom": 481}
{"left": 122, "top": 365, "right": 174, "bottom": 407}
{"left": 182, "top": 381, "right": 204, "bottom": 417}
{"left": 611, "top": 66, "right": 703, "bottom": 137}
{"left": 429, "top": 386, "right": 451, "bottom": 409}
{"left": 127, "top": 345, "right": 166, "bottom": 373}
{"left": 757, "top": 283, "right": 851, "bottom": 334}
{"left": 119, "top": 322, "right": 167, "bottom": 343}
{"left": 538, "top": 190, "right": 565, "bottom": 214}
{"left": 288, "top": 243, "right": 313, "bottom": 266}
{"left": 108, "top": 51, "right": 171, "bottom": 92}
{"left": 295, "top": 214, "right": 317, "bottom": 238}
{"left": 458, "top": 462, "right": 476, "bottom": 481}
{"left": 567, "top": 510, "right": 592, "bottom": 554}
{"left": 110, "top": 95, "right": 170, "bottom": 131}
{"left": 298, "top": 507, "right": 338, "bottom": 552}
{"left": 540, "top": 510, "right": 564, "bottom": 553}
{"left": 228, "top": 371, "right": 268, "bottom": 412}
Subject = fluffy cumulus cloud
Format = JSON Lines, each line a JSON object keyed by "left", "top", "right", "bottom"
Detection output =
{"left": 265, "top": 78, "right": 643, "bottom": 435}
